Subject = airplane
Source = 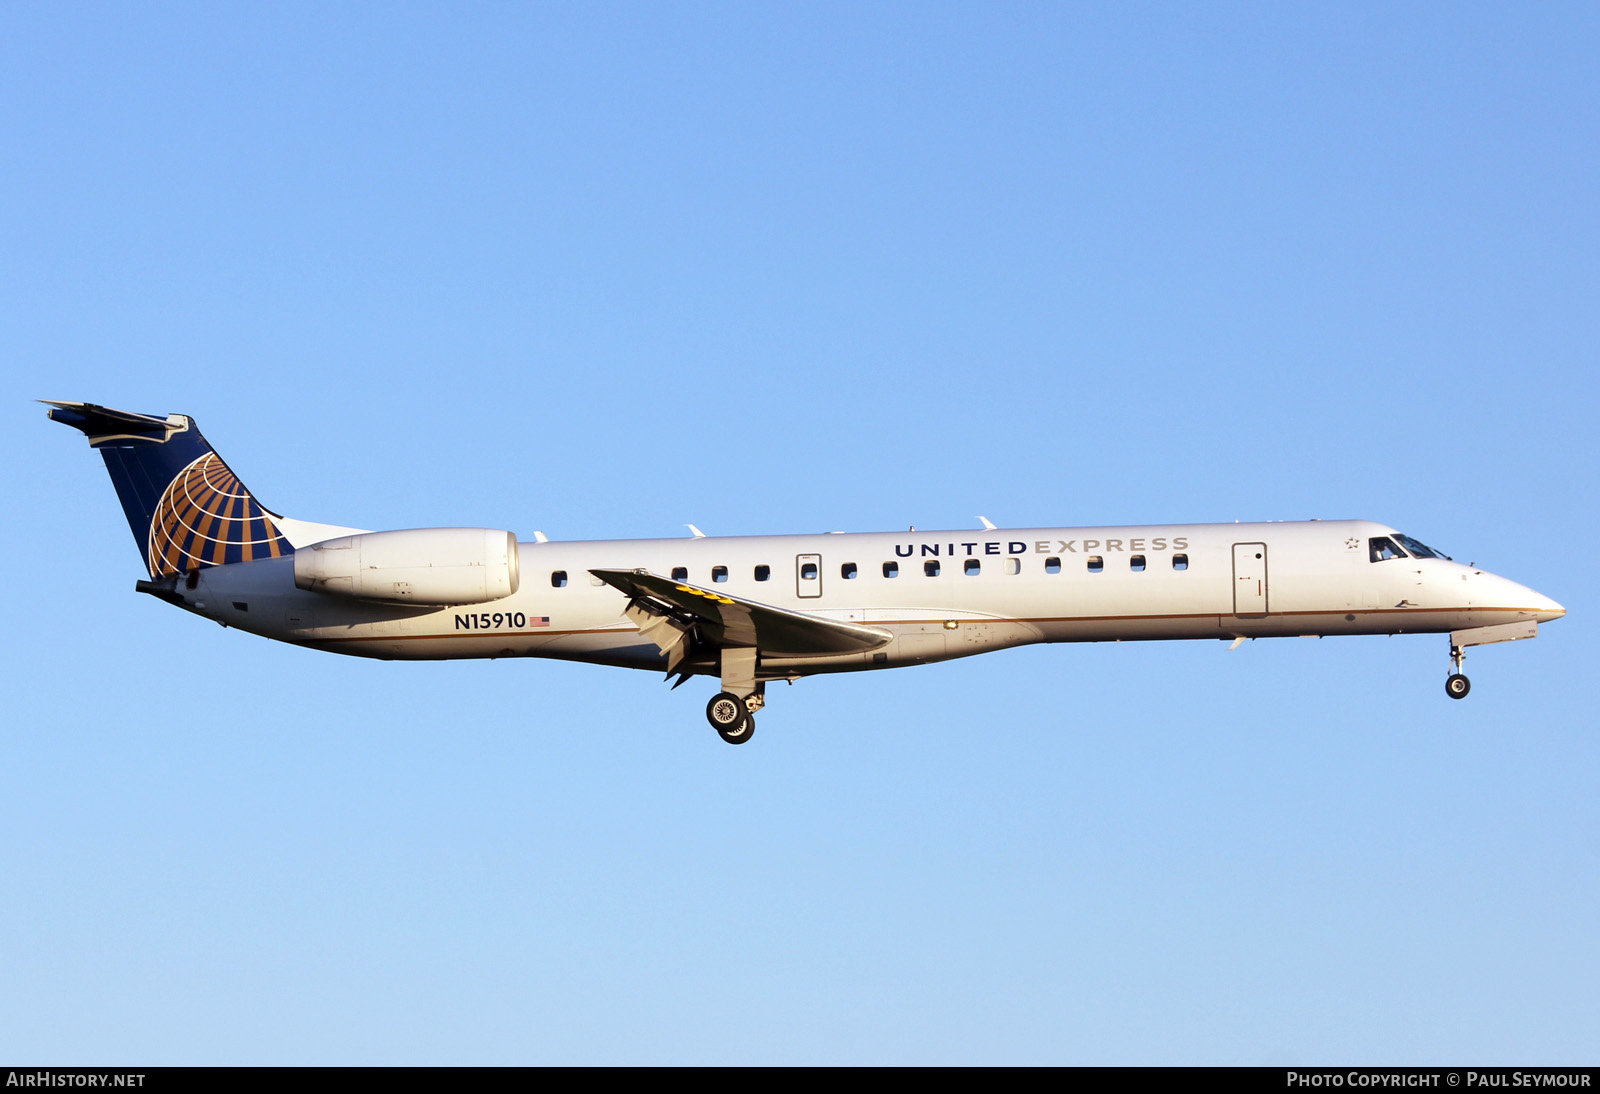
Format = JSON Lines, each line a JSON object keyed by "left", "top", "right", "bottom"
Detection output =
{"left": 47, "top": 400, "right": 1566, "bottom": 744}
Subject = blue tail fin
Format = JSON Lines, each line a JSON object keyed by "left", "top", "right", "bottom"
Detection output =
{"left": 46, "top": 401, "right": 293, "bottom": 578}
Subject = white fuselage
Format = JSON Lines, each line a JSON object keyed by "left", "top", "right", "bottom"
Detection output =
{"left": 179, "top": 519, "right": 1563, "bottom": 681}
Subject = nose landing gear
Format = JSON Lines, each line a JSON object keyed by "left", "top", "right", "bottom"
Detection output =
{"left": 1441, "top": 620, "right": 1543, "bottom": 700}
{"left": 1445, "top": 643, "right": 1470, "bottom": 700}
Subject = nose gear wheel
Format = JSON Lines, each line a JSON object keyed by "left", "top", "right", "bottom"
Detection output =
{"left": 1445, "top": 644, "right": 1470, "bottom": 700}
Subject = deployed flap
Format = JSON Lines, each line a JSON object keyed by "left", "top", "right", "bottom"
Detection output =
{"left": 591, "top": 569, "right": 892, "bottom": 656}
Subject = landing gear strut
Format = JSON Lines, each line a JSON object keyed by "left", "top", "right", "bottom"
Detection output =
{"left": 706, "top": 691, "right": 755, "bottom": 744}
{"left": 1445, "top": 643, "right": 1470, "bottom": 700}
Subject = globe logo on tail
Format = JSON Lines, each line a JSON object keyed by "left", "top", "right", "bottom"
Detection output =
{"left": 147, "top": 452, "right": 291, "bottom": 578}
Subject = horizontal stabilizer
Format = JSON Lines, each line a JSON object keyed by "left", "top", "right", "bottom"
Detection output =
{"left": 591, "top": 568, "right": 892, "bottom": 657}
{"left": 43, "top": 400, "right": 181, "bottom": 442}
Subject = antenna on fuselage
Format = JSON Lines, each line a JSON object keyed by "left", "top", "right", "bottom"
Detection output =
{"left": 686, "top": 524, "right": 706, "bottom": 538}
{"left": 977, "top": 516, "right": 997, "bottom": 530}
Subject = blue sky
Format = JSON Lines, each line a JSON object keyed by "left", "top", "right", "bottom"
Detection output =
{"left": 2, "top": 2, "right": 1595, "bottom": 1064}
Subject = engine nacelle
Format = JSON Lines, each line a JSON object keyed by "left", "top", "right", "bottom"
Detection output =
{"left": 294, "top": 528, "right": 520, "bottom": 605}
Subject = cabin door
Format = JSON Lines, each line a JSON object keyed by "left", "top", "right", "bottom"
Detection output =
{"left": 796, "top": 554, "right": 823, "bottom": 598}
{"left": 1232, "top": 542, "right": 1268, "bottom": 616}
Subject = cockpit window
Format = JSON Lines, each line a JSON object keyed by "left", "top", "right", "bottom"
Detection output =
{"left": 1369, "top": 536, "right": 1408, "bottom": 562}
{"left": 1393, "top": 534, "right": 1446, "bottom": 560}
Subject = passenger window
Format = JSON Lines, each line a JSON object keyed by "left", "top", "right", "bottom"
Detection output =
{"left": 1004, "top": 558, "right": 1020, "bottom": 575}
{"left": 1173, "top": 554, "right": 1188, "bottom": 571}
{"left": 1087, "top": 556, "right": 1103, "bottom": 573}
{"left": 964, "top": 558, "right": 980, "bottom": 575}
{"left": 672, "top": 567, "right": 687, "bottom": 582}
{"left": 883, "top": 561, "right": 899, "bottom": 578}
{"left": 551, "top": 571, "right": 568, "bottom": 588}
{"left": 755, "top": 565, "right": 770, "bottom": 582}
{"left": 842, "top": 562, "right": 858, "bottom": 579}
{"left": 1131, "top": 554, "right": 1146, "bottom": 572}
{"left": 1369, "top": 537, "right": 1407, "bottom": 563}
{"left": 801, "top": 562, "right": 819, "bottom": 580}
{"left": 924, "top": 560, "right": 940, "bottom": 577}
{"left": 712, "top": 565, "right": 728, "bottom": 583}
{"left": 1045, "top": 557, "right": 1061, "bottom": 574}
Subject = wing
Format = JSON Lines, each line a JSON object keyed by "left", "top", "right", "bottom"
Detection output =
{"left": 590, "top": 569, "right": 892, "bottom": 671}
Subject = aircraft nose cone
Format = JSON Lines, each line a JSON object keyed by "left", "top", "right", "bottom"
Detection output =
{"left": 1474, "top": 571, "right": 1565, "bottom": 623}
{"left": 1507, "top": 577, "right": 1565, "bottom": 622}
{"left": 1532, "top": 591, "right": 1566, "bottom": 622}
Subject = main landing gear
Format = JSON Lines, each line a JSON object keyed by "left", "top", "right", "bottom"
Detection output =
{"left": 706, "top": 691, "right": 757, "bottom": 744}
{"left": 705, "top": 647, "right": 765, "bottom": 745}
{"left": 1445, "top": 643, "right": 1471, "bottom": 700}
